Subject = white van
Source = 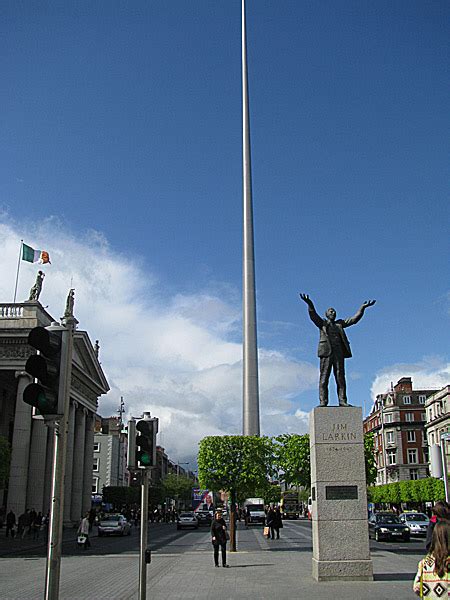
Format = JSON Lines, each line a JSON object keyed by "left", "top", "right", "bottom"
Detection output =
{"left": 243, "top": 498, "right": 266, "bottom": 525}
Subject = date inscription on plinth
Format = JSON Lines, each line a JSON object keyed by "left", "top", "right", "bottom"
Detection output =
{"left": 325, "top": 485, "right": 358, "bottom": 500}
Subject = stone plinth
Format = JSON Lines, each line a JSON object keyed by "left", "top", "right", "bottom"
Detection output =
{"left": 310, "top": 406, "right": 373, "bottom": 581}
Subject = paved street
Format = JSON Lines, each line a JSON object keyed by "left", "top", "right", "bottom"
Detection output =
{"left": 0, "top": 519, "right": 425, "bottom": 599}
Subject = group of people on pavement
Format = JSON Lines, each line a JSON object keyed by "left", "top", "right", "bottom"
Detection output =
{"left": 265, "top": 506, "right": 283, "bottom": 540}
{"left": 1, "top": 508, "right": 49, "bottom": 540}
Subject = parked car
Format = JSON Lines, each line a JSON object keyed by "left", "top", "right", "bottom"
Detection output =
{"left": 196, "top": 511, "right": 213, "bottom": 526}
{"left": 368, "top": 513, "right": 410, "bottom": 542}
{"left": 177, "top": 512, "right": 199, "bottom": 530}
{"left": 98, "top": 514, "right": 131, "bottom": 537}
{"left": 399, "top": 512, "right": 429, "bottom": 536}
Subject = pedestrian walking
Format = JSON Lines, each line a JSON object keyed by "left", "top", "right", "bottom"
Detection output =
{"left": 77, "top": 512, "right": 91, "bottom": 549}
{"left": 273, "top": 506, "right": 283, "bottom": 539}
{"left": 32, "top": 512, "right": 42, "bottom": 540}
{"left": 211, "top": 510, "right": 229, "bottom": 568}
{"left": 5, "top": 509, "right": 16, "bottom": 539}
{"left": 266, "top": 506, "right": 276, "bottom": 539}
{"left": 426, "top": 501, "right": 450, "bottom": 552}
{"left": 413, "top": 521, "right": 449, "bottom": 598}
{"left": 21, "top": 510, "right": 31, "bottom": 539}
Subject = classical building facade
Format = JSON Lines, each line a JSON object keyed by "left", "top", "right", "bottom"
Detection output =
{"left": 363, "top": 377, "right": 437, "bottom": 485}
{"left": 0, "top": 301, "right": 109, "bottom": 522}
{"left": 93, "top": 417, "right": 128, "bottom": 494}
{"left": 425, "top": 386, "right": 450, "bottom": 473}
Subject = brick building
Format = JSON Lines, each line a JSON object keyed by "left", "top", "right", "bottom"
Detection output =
{"left": 363, "top": 377, "right": 437, "bottom": 485}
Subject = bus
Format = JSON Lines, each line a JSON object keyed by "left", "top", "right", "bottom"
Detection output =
{"left": 280, "top": 491, "right": 301, "bottom": 519}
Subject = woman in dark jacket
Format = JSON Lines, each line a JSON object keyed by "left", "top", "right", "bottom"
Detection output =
{"left": 211, "top": 510, "right": 229, "bottom": 567}
{"left": 425, "top": 500, "right": 450, "bottom": 552}
{"left": 273, "top": 506, "right": 283, "bottom": 539}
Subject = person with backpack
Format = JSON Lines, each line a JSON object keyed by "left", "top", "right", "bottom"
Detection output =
{"left": 414, "top": 521, "right": 449, "bottom": 598}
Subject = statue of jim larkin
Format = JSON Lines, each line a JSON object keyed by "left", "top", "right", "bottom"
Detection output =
{"left": 299, "top": 294, "right": 376, "bottom": 407}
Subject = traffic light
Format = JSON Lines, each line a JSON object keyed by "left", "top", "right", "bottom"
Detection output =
{"left": 23, "top": 326, "right": 62, "bottom": 416}
{"left": 136, "top": 419, "right": 155, "bottom": 468}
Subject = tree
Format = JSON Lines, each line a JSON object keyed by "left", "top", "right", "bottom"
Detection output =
{"left": 254, "top": 481, "right": 282, "bottom": 505}
{"left": 363, "top": 432, "right": 377, "bottom": 486}
{"left": 273, "top": 434, "right": 310, "bottom": 488}
{"left": 162, "top": 474, "right": 194, "bottom": 508}
{"left": 198, "top": 435, "right": 275, "bottom": 550}
{"left": 0, "top": 436, "right": 11, "bottom": 489}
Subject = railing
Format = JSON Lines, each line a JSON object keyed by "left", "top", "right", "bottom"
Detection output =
{"left": 0, "top": 304, "right": 24, "bottom": 318}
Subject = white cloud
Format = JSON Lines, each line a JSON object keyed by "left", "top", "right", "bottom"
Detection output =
{"left": 371, "top": 357, "right": 450, "bottom": 401}
{"left": 1, "top": 217, "right": 316, "bottom": 466}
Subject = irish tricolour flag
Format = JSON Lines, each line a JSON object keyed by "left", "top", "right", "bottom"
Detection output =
{"left": 22, "top": 243, "right": 51, "bottom": 264}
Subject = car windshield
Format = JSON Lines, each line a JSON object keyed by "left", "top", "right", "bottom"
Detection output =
{"left": 377, "top": 515, "right": 400, "bottom": 524}
{"left": 249, "top": 505, "right": 264, "bottom": 512}
{"left": 405, "top": 514, "right": 428, "bottom": 522}
{"left": 102, "top": 515, "right": 122, "bottom": 522}
{"left": 180, "top": 513, "right": 194, "bottom": 518}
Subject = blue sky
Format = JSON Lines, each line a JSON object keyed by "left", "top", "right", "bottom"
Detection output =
{"left": 1, "top": 1, "right": 448, "bottom": 464}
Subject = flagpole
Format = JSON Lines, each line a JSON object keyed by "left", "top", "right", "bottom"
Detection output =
{"left": 13, "top": 240, "right": 23, "bottom": 304}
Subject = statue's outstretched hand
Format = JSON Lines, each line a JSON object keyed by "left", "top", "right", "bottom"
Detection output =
{"left": 362, "top": 300, "right": 376, "bottom": 309}
{"left": 299, "top": 293, "right": 314, "bottom": 307}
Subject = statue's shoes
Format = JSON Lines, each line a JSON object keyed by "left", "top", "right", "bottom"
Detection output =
{"left": 339, "top": 402, "right": 352, "bottom": 407}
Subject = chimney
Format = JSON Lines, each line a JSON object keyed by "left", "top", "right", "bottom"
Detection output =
{"left": 394, "top": 377, "right": 413, "bottom": 393}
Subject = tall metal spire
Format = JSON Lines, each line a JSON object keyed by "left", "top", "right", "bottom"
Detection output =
{"left": 242, "top": 0, "right": 260, "bottom": 436}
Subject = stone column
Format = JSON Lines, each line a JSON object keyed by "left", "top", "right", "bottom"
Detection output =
{"left": 8, "top": 372, "right": 33, "bottom": 515}
{"left": 43, "top": 428, "right": 55, "bottom": 516}
{"left": 26, "top": 418, "right": 48, "bottom": 513}
{"left": 310, "top": 406, "right": 373, "bottom": 581}
{"left": 63, "top": 401, "right": 76, "bottom": 523}
{"left": 70, "top": 407, "right": 86, "bottom": 522}
{"left": 82, "top": 411, "right": 95, "bottom": 515}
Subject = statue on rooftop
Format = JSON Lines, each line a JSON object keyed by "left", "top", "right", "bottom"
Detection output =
{"left": 27, "top": 270, "right": 45, "bottom": 302}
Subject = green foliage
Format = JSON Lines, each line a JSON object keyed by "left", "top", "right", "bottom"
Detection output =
{"left": 398, "top": 480, "right": 414, "bottom": 503}
{"left": 102, "top": 486, "right": 140, "bottom": 507}
{"left": 363, "top": 433, "right": 377, "bottom": 486}
{"left": 367, "top": 478, "right": 445, "bottom": 504}
{"left": 273, "top": 434, "right": 310, "bottom": 488}
{"left": 162, "top": 474, "right": 195, "bottom": 505}
{"left": 0, "top": 436, "right": 11, "bottom": 488}
{"left": 254, "top": 481, "right": 282, "bottom": 505}
{"left": 198, "top": 435, "right": 275, "bottom": 499}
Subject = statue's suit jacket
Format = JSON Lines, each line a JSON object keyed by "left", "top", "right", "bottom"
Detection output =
{"left": 307, "top": 307, "right": 365, "bottom": 359}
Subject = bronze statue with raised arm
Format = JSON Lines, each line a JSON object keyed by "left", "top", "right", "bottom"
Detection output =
{"left": 299, "top": 294, "right": 376, "bottom": 407}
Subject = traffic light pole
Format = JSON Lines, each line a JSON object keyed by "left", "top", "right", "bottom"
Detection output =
{"left": 139, "top": 468, "right": 149, "bottom": 600}
{"left": 44, "top": 311, "right": 76, "bottom": 600}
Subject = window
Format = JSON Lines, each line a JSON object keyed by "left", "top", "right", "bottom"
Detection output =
{"left": 92, "top": 478, "right": 98, "bottom": 494}
{"left": 384, "top": 413, "right": 393, "bottom": 424}
{"left": 423, "top": 448, "right": 429, "bottom": 463}
{"left": 407, "top": 431, "right": 416, "bottom": 443}
{"left": 403, "top": 396, "right": 411, "bottom": 404}
{"left": 387, "top": 450, "right": 396, "bottom": 465}
{"left": 408, "top": 449, "right": 418, "bottom": 464}
{"left": 421, "top": 413, "right": 426, "bottom": 421}
{"left": 418, "top": 395, "right": 426, "bottom": 404}
{"left": 93, "top": 457, "right": 99, "bottom": 472}
{"left": 93, "top": 442, "right": 100, "bottom": 452}
{"left": 410, "top": 468, "right": 419, "bottom": 480}
{"left": 386, "top": 431, "right": 395, "bottom": 444}
{"left": 405, "top": 413, "right": 414, "bottom": 422}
